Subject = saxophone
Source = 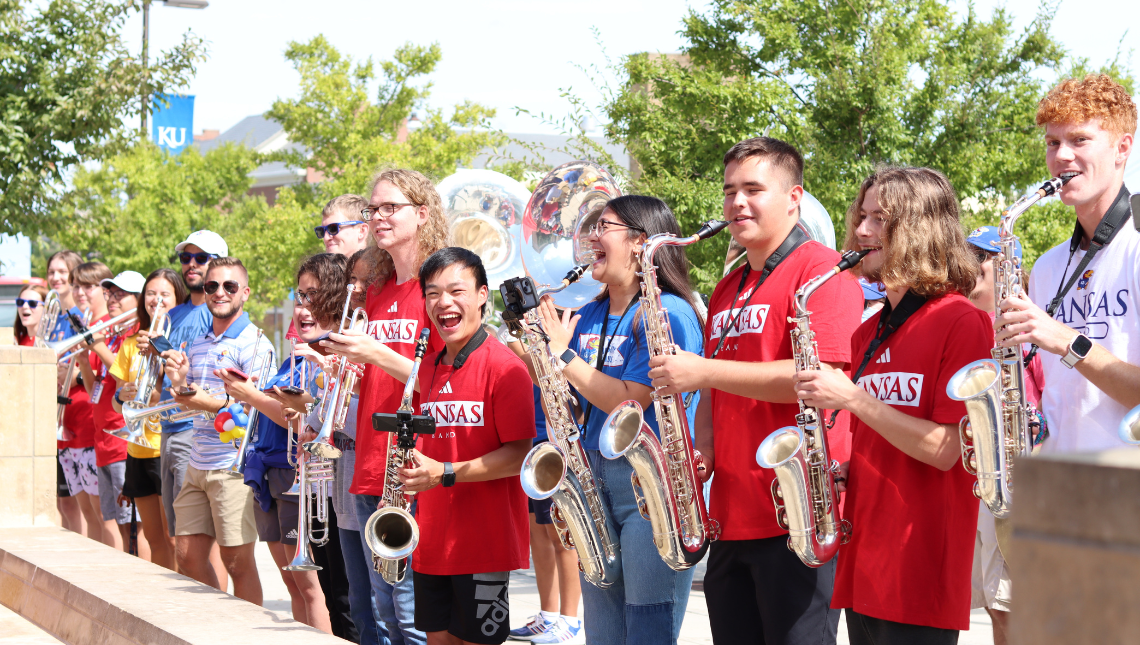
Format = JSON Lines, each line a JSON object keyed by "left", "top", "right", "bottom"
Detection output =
{"left": 365, "top": 327, "right": 432, "bottom": 583}
{"left": 597, "top": 219, "right": 728, "bottom": 571}
{"left": 755, "top": 249, "right": 869, "bottom": 567}
{"left": 947, "top": 175, "right": 1070, "bottom": 519}
{"left": 507, "top": 266, "right": 622, "bottom": 589}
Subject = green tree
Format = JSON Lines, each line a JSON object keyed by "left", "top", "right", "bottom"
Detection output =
{"left": 604, "top": 0, "right": 1131, "bottom": 290}
{"left": 1, "top": 0, "right": 205, "bottom": 234}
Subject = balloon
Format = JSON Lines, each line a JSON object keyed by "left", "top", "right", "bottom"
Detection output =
{"left": 227, "top": 403, "right": 244, "bottom": 417}
{"left": 213, "top": 411, "right": 232, "bottom": 434}
{"left": 233, "top": 411, "right": 250, "bottom": 427}
{"left": 222, "top": 418, "right": 236, "bottom": 433}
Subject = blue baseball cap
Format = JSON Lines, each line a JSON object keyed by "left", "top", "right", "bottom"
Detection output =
{"left": 967, "top": 226, "right": 1022, "bottom": 259}
{"left": 859, "top": 278, "right": 886, "bottom": 300}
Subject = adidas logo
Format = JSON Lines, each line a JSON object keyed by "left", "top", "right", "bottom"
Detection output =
{"left": 388, "top": 302, "right": 398, "bottom": 313}
{"left": 875, "top": 348, "right": 891, "bottom": 364}
{"left": 285, "top": 529, "right": 298, "bottom": 540}
{"left": 439, "top": 381, "right": 453, "bottom": 394}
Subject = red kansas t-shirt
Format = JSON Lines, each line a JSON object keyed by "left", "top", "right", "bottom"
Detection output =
{"left": 60, "top": 382, "right": 94, "bottom": 450}
{"left": 352, "top": 278, "right": 445, "bottom": 496}
{"left": 413, "top": 336, "right": 535, "bottom": 576}
{"left": 706, "top": 241, "right": 863, "bottom": 541}
{"left": 831, "top": 292, "right": 990, "bottom": 630}
{"left": 89, "top": 318, "right": 136, "bottom": 467}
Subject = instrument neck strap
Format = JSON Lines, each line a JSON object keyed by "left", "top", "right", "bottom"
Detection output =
{"left": 1025, "top": 184, "right": 1132, "bottom": 365}
{"left": 434, "top": 324, "right": 488, "bottom": 368}
{"left": 580, "top": 296, "right": 638, "bottom": 427}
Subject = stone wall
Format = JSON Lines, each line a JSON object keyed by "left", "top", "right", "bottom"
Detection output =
{"left": 0, "top": 343, "right": 59, "bottom": 528}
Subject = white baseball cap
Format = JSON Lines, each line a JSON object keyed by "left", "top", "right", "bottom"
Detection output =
{"left": 175, "top": 230, "right": 229, "bottom": 257}
{"left": 100, "top": 271, "right": 145, "bottom": 294}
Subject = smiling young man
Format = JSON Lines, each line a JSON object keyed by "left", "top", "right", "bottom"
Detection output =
{"left": 646, "top": 137, "right": 862, "bottom": 645}
{"left": 163, "top": 256, "right": 274, "bottom": 605}
{"left": 794, "top": 167, "right": 991, "bottom": 644}
{"left": 317, "top": 194, "right": 372, "bottom": 256}
{"left": 398, "top": 247, "right": 534, "bottom": 645}
{"left": 995, "top": 74, "right": 1140, "bottom": 454}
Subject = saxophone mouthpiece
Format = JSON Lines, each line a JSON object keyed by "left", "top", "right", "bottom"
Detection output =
{"left": 836, "top": 248, "right": 872, "bottom": 272}
{"left": 414, "top": 327, "right": 430, "bottom": 359}
{"left": 695, "top": 220, "right": 730, "bottom": 240}
{"left": 562, "top": 264, "right": 590, "bottom": 285}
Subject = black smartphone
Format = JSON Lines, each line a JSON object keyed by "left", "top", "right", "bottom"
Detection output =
{"left": 372, "top": 412, "right": 436, "bottom": 447}
{"left": 150, "top": 335, "right": 174, "bottom": 354}
{"left": 176, "top": 386, "right": 196, "bottom": 396}
{"left": 500, "top": 277, "right": 540, "bottom": 317}
{"left": 308, "top": 332, "right": 334, "bottom": 356}
{"left": 276, "top": 385, "right": 305, "bottom": 395}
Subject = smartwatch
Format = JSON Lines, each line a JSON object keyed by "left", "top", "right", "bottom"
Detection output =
{"left": 1060, "top": 333, "right": 1093, "bottom": 369}
{"left": 559, "top": 348, "right": 578, "bottom": 367}
{"left": 442, "top": 462, "right": 456, "bottom": 487}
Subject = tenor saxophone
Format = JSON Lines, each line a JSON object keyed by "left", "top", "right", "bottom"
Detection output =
{"left": 365, "top": 327, "right": 432, "bottom": 583}
{"left": 755, "top": 249, "right": 869, "bottom": 567}
{"left": 597, "top": 219, "right": 728, "bottom": 571}
{"left": 508, "top": 266, "right": 622, "bottom": 589}
{"left": 947, "top": 175, "right": 1071, "bottom": 519}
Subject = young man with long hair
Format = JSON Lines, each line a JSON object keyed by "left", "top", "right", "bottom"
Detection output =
{"left": 794, "top": 166, "right": 992, "bottom": 644}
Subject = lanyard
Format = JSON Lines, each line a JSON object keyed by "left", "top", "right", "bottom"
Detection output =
{"left": 580, "top": 297, "right": 637, "bottom": 428}
{"left": 1024, "top": 184, "right": 1132, "bottom": 365}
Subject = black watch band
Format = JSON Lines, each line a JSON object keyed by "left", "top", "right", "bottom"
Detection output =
{"left": 442, "top": 462, "right": 456, "bottom": 487}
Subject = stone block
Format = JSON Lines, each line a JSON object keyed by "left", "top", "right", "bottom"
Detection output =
{"left": 0, "top": 365, "right": 34, "bottom": 458}
{"left": 0, "top": 345, "right": 20, "bottom": 364}
{"left": 33, "top": 456, "right": 60, "bottom": 527}
{"left": 33, "top": 363, "right": 58, "bottom": 457}
{"left": 0, "top": 458, "right": 33, "bottom": 528}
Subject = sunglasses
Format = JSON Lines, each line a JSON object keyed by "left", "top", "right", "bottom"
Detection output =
{"left": 314, "top": 221, "right": 366, "bottom": 239}
{"left": 972, "top": 247, "right": 994, "bottom": 264}
{"left": 180, "top": 252, "right": 218, "bottom": 265}
{"left": 204, "top": 280, "right": 242, "bottom": 295}
{"left": 15, "top": 298, "right": 43, "bottom": 309}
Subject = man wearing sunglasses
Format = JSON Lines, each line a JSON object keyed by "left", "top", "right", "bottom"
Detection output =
{"left": 317, "top": 194, "right": 371, "bottom": 256}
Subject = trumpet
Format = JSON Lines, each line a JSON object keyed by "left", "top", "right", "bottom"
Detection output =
{"left": 282, "top": 449, "right": 335, "bottom": 571}
{"left": 35, "top": 290, "right": 63, "bottom": 347}
{"left": 50, "top": 309, "right": 137, "bottom": 362}
{"left": 228, "top": 330, "right": 276, "bottom": 477}
{"left": 113, "top": 300, "right": 172, "bottom": 449}
{"left": 120, "top": 385, "right": 227, "bottom": 428}
{"left": 310, "top": 284, "right": 368, "bottom": 460}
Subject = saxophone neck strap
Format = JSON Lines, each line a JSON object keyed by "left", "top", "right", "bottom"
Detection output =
{"left": 850, "top": 289, "right": 928, "bottom": 385}
{"left": 579, "top": 297, "right": 638, "bottom": 427}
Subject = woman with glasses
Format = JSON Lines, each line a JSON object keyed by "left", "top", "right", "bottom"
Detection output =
{"left": 14, "top": 284, "right": 49, "bottom": 346}
{"left": 524, "top": 195, "right": 705, "bottom": 645}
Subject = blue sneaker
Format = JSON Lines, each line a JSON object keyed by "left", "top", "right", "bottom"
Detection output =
{"left": 532, "top": 618, "right": 584, "bottom": 644}
{"left": 508, "top": 614, "right": 556, "bottom": 641}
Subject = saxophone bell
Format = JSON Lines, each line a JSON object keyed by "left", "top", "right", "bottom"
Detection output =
{"left": 947, "top": 359, "right": 1012, "bottom": 516}
{"left": 1120, "top": 405, "right": 1140, "bottom": 444}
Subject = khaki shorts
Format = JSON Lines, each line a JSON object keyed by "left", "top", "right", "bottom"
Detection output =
{"left": 971, "top": 501, "right": 1012, "bottom": 612}
{"left": 173, "top": 466, "right": 257, "bottom": 547}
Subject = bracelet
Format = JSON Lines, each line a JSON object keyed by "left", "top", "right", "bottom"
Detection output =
{"left": 217, "top": 395, "right": 231, "bottom": 415}
{"left": 114, "top": 388, "right": 124, "bottom": 405}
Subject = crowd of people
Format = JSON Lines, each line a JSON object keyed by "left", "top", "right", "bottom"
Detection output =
{"left": 11, "top": 73, "right": 1139, "bottom": 645}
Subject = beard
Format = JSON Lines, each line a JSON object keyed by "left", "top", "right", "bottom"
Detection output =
{"left": 183, "top": 271, "right": 205, "bottom": 293}
{"left": 208, "top": 300, "right": 242, "bottom": 320}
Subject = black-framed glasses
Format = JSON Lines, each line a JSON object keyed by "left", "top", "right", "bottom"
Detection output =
{"left": 361, "top": 203, "right": 413, "bottom": 220}
{"left": 204, "top": 280, "right": 242, "bottom": 295}
{"left": 179, "top": 252, "right": 218, "bottom": 265}
{"left": 15, "top": 298, "right": 42, "bottom": 309}
{"left": 295, "top": 290, "right": 316, "bottom": 305}
{"left": 103, "top": 288, "right": 130, "bottom": 301}
{"left": 314, "top": 221, "right": 366, "bottom": 239}
{"left": 587, "top": 219, "right": 644, "bottom": 237}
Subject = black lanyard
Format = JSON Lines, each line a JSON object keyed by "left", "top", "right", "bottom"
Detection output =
{"left": 1025, "top": 184, "right": 1132, "bottom": 365}
{"left": 579, "top": 297, "right": 637, "bottom": 428}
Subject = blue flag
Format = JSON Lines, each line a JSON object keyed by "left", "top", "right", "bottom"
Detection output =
{"left": 151, "top": 94, "right": 195, "bottom": 155}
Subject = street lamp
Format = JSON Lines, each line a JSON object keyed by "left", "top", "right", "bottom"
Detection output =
{"left": 141, "top": 0, "right": 209, "bottom": 133}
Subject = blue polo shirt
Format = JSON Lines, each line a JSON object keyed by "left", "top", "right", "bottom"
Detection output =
{"left": 160, "top": 301, "right": 213, "bottom": 434}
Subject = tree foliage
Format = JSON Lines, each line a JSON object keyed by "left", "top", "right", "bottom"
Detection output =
{"left": 0, "top": 0, "right": 205, "bottom": 234}
{"left": 604, "top": 0, "right": 1132, "bottom": 290}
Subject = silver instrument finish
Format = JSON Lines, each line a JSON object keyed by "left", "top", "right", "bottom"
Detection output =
{"left": 755, "top": 249, "right": 868, "bottom": 566}
{"left": 598, "top": 220, "right": 728, "bottom": 570}
{"left": 947, "top": 175, "right": 1070, "bottom": 519}
{"left": 115, "top": 300, "right": 172, "bottom": 449}
{"left": 229, "top": 330, "right": 278, "bottom": 477}
{"left": 311, "top": 285, "right": 368, "bottom": 460}
{"left": 1121, "top": 405, "right": 1140, "bottom": 444}
{"left": 49, "top": 309, "right": 138, "bottom": 362}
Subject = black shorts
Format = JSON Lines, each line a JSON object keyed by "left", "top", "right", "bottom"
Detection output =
{"left": 254, "top": 467, "right": 300, "bottom": 545}
{"left": 57, "top": 454, "right": 71, "bottom": 498}
{"left": 413, "top": 570, "right": 511, "bottom": 644}
{"left": 121, "top": 455, "right": 162, "bottom": 498}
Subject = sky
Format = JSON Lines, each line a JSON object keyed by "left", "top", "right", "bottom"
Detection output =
{"left": 138, "top": 0, "right": 1139, "bottom": 138}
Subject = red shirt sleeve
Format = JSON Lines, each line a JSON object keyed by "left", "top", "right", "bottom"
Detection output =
{"left": 931, "top": 307, "right": 993, "bottom": 425}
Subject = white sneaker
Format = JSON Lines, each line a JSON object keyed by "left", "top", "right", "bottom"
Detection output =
{"left": 532, "top": 618, "right": 585, "bottom": 644}
{"left": 508, "top": 613, "right": 557, "bottom": 641}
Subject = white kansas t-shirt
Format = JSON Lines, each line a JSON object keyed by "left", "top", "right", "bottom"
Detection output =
{"left": 1028, "top": 210, "right": 1140, "bottom": 453}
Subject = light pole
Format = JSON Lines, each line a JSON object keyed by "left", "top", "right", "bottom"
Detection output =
{"left": 141, "top": 0, "right": 209, "bottom": 135}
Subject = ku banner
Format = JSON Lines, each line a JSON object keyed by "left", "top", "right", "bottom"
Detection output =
{"left": 151, "top": 94, "right": 195, "bottom": 155}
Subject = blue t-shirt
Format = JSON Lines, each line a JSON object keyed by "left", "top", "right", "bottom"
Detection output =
{"left": 160, "top": 301, "right": 213, "bottom": 434}
{"left": 249, "top": 355, "right": 310, "bottom": 469}
{"left": 533, "top": 385, "right": 547, "bottom": 443}
{"left": 567, "top": 292, "right": 703, "bottom": 450}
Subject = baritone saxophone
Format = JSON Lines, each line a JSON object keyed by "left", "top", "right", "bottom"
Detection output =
{"left": 756, "top": 249, "right": 869, "bottom": 567}
{"left": 598, "top": 219, "right": 728, "bottom": 571}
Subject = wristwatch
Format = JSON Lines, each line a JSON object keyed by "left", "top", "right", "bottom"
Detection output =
{"left": 559, "top": 348, "right": 578, "bottom": 367}
{"left": 442, "top": 462, "right": 456, "bottom": 487}
{"left": 1060, "top": 333, "right": 1093, "bottom": 369}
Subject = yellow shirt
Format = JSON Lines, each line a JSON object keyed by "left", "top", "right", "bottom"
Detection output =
{"left": 109, "top": 334, "right": 162, "bottom": 459}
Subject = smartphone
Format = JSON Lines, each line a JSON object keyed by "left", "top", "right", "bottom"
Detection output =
{"left": 150, "top": 335, "right": 174, "bottom": 354}
{"left": 276, "top": 385, "right": 305, "bottom": 395}
{"left": 308, "top": 332, "right": 334, "bottom": 356}
{"left": 372, "top": 412, "right": 436, "bottom": 445}
{"left": 176, "top": 386, "right": 196, "bottom": 396}
{"left": 500, "top": 277, "right": 540, "bottom": 317}
{"left": 225, "top": 367, "right": 250, "bottom": 380}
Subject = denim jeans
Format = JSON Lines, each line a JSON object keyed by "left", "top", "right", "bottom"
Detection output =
{"left": 354, "top": 493, "right": 425, "bottom": 645}
{"left": 581, "top": 451, "right": 694, "bottom": 645}
{"left": 340, "top": 527, "right": 391, "bottom": 645}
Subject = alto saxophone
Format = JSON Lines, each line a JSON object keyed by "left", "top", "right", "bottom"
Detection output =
{"left": 506, "top": 266, "right": 622, "bottom": 589}
{"left": 756, "top": 249, "right": 869, "bottom": 567}
{"left": 365, "top": 327, "right": 433, "bottom": 583}
{"left": 598, "top": 219, "right": 728, "bottom": 571}
{"left": 947, "top": 175, "right": 1070, "bottom": 519}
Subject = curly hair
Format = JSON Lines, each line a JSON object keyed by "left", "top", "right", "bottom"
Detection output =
{"left": 346, "top": 247, "right": 393, "bottom": 298}
{"left": 367, "top": 168, "right": 450, "bottom": 269}
{"left": 1036, "top": 74, "right": 1138, "bottom": 136}
{"left": 843, "top": 166, "right": 979, "bottom": 299}
{"left": 296, "top": 253, "right": 349, "bottom": 329}
{"left": 137, "top": 269, "right": 189, "bottom": 331}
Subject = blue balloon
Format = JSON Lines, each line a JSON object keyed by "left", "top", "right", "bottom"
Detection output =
{"left": 232, "top": 411, "right": 250, "bottom": 427}
{"left": 228, "top": 403, "right": 244, "bottom": 417}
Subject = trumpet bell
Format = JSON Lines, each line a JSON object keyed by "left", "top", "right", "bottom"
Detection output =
{"left": 364, "top": 506, "right": 420, "bottom": 561}
{"left": 105, "top": 426, "right": 154, "bottom": 450}
{"left": 1120, "top": 405, "right": 1140, "bottom": 444}
{"left": 282, "top": 545, "right": 321, "bottom": 571}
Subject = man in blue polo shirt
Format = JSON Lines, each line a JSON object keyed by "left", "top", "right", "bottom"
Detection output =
{"left": 163, "top": 256, "right": 275, "bottom": 605}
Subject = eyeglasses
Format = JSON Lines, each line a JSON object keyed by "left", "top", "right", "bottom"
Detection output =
{"left": 204, "top": 280, "right": 242, "bottom": 295}
{"left": 587, "top": 219, "right": 644, "bottom": 237}
{"left": 15, "top": 298, "right": 42, "bottom": 309}
{"left": 314, "top": 221, "right": 366, "bottom": 239}
{"left": 103, "top": 288, "right": 131, "bottom": 301}
{"left": 295, "top": 290, "right": 316, "bottom": 305}
{"left": 361, "top": 203, "right": 413, "bottom": 220}
{"left": 179, "top": 252, "right": 218, "bottom": 265}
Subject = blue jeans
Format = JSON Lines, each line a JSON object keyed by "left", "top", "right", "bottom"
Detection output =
{"left": 354, "top": 493, "right": 425, "bottom": 645}
{"left": 581, "top": 451, "right": 694, "bottom": 645}
{"left": 340, "top": 527, "right": 390, "bottom": 645}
